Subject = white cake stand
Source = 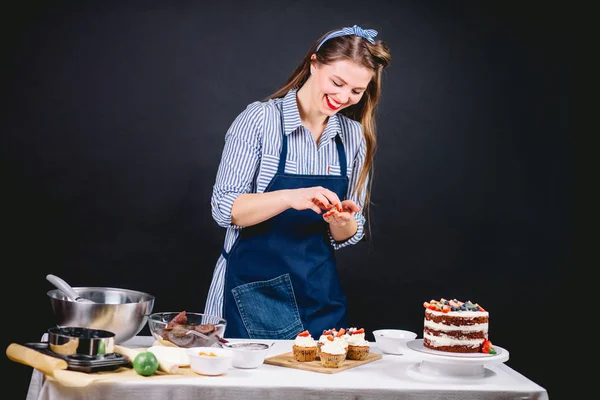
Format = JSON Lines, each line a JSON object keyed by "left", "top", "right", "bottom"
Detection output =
{"left": 404, "top": 339, "right": 509, "bottom": 380}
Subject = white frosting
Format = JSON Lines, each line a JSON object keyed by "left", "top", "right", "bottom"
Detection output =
{"left": 318, "top": 334, "right": 330, "bottom": 344}
{"left": 346, "top": 334, "right": 369, "bottom": 346}
{"left": 320, "top": 339, "right": 346, "bottom": 355}
{"left": 343, "top": 328, "right": 365, "bottom": 343}
{"left": 424, "top": 319, "right": 488, "bottom": 332}
{"left": 294, "top": 335, "right": 317, "bottom": 347}
{"left": 318, "top": 329, "right": 338, "bottom": 344}
{"left": 424, "top": 332, "right": 484, "bottom": 348}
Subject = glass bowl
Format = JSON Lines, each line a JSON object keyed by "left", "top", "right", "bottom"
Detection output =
{"left": 147, "top": 312, "right": 227, "bottom": 348}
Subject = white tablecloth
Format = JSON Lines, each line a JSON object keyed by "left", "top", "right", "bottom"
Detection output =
{"left": 26, "top": 336, "right": 548, "bottom": 400}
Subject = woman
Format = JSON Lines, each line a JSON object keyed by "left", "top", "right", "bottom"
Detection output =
{"left": 205, "top": 25, "right": 391, "bottom": 339}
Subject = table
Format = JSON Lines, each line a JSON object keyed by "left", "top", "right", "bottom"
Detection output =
{"left": 26, "top": 336, "right": 548, "bottom": 400}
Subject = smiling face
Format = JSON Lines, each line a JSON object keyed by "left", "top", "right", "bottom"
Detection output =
{"left": 309, "top": 56, "right": 373, "bottom": 116}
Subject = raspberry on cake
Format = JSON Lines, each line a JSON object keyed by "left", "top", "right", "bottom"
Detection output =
{"left": 423, "top": 298, "right": 494, "bottom": 353}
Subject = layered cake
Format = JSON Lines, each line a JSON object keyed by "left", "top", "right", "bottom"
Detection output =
{"left": 423, "top": 298, "right": 495, "bottom": 354}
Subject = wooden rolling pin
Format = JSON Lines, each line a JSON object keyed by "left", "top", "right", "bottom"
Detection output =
{"left": 114, "top": 345, "right": 179, "bottom": 374}
{"left": 6, "top": 343, "right": 68, "bottom": 376}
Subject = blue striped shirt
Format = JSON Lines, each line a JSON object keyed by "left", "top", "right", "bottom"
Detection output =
{"left": 204, "top": 89, "right": 368, "bottom": 317}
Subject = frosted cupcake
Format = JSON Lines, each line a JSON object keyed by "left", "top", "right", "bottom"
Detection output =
{"left": 292, "top": 330, "right": 318, "bottom": 362}
{"left": 319, "top": 336, "right": 347, "bottom": 368}
{"left": 317, "top": 328, "right": 337, "bottom": 358}
{"left": 345, "top": 328, "right": 370, "bottom": 360}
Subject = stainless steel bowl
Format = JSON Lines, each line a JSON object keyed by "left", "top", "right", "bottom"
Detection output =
{"left": 48, "top": 287, "right": 155, "bottom": 344}
{"left": 48, "top": 326, "right": 116, "bottom": 356}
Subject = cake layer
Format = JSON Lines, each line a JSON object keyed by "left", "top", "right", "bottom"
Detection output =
{"left": 425, "top": 309, "right": 489, "bottom": 325}
{"left": 424, "top": 318, "right": 488, "bottom": 332}
{"left": 424, "top": 327, "right": 486, "bottom": 340}
{"left": 424, "top": 337, "right": 482, "bottom": 353}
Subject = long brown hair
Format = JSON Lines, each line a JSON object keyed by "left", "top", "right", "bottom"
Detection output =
{"left": 267, "top": 28, "right": 392, "bottom": 227}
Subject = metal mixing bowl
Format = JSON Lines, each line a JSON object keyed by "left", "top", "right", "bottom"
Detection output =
{"left": 47, "top": 287, "right": 155, "bottom": 344}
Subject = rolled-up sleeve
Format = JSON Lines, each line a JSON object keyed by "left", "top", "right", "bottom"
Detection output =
{"left": 330, "top": 134, "right": 368, "bottom": 249}
{"left": 211, "top": 102, "right": 264, "bottom": 229}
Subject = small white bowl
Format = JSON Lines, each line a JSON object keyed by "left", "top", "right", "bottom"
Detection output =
{"left": 372, "top": 329, "right": 417, "bottom": 355}
{"left": 228, "top": 342, "right": 271, "bottom": 369}
{"left": 187, "top": 347, "right": 233, "bottom": 376}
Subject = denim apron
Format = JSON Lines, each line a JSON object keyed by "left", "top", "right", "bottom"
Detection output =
{"left": 222, "top": 110, "right": 349, "bottom": 339}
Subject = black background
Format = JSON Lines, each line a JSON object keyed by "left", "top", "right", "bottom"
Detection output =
{"left": 2, "top": 1, "right": 572, "bottom": 398}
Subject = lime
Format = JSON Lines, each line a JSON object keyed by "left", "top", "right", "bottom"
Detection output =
{"left": 133, "top": 351, "right": 159, "bottom": 376}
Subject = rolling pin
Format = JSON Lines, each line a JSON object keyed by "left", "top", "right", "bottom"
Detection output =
{"left": 6, "top": 343, "right": 68, "bottom": 376}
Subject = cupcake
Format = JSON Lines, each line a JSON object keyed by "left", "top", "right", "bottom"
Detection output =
{"left": 292, "top": 330, "right": 318, "bottom": 362}
{"left": 317, "top": 328, "right": 337, "bottom": 358}
{"left": 317, "top": 328, "right": 349, "bottom": 357}
{"left": 319, "top": 335, "right": 347, "bottom": 368}
{"left": 345, "top": 327, "right": 370, "bottom": 360}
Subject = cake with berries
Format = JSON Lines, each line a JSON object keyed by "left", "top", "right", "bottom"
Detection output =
{"left": 423, "top": 298, "right": 496, "bottom": 354}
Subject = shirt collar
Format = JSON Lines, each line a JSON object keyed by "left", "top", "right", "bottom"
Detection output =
{"left": 281, "top": 89, "right": 342, "bottom": 139}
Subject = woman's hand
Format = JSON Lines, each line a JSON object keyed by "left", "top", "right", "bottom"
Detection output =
{"left": 322, "top": 200, "right": 361, "bottom": 227}
{"left": 283, "top": 186, "right": 342, "bottom": 214}
{"left": 281, "top": 188, "right": 359, "bottom": 241}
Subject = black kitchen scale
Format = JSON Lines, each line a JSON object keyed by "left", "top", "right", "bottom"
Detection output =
{"left": 23, "top": 342, "right": 131, "bottom": 373}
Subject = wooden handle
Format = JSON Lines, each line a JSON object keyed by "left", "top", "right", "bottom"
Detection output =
{"left": 114, "top": 345, "right": 179, "bottom": 374}
{"left": 6, "top": 343, "right": 68, "bottom": 376}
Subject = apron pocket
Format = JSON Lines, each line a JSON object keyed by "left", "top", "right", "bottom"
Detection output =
{"left": 231, "top": 273, "right": 303, "bottom": 339}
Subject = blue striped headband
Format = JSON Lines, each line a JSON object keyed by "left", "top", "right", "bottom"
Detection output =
{"left": 316, "top": 25, "right": 378, "bottom": 52}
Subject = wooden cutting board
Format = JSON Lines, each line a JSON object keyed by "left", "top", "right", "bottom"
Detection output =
{"left": 6, "top": 343, "right": 198, "bottom": 387}
{"left": 264, "top": 352, "right": 382, "bottom": 374}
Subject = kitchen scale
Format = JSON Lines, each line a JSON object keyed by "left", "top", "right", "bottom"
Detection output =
{"left": 23, "top": 342, "right": 130, "bottom": 373}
